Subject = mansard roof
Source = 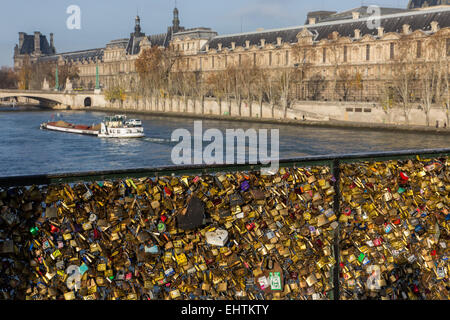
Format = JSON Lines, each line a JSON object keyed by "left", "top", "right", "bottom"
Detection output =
{"left": 20, "top": 34, "right": 54, "bottom": 55}
{"left": 37, "top": 48, "right": 104, "bottom": 63}
{"left": 313, "top": 6, "right": 409, "bottom": 24}
{"left": 206, "top": 7, "right": 450, "bottom": 51}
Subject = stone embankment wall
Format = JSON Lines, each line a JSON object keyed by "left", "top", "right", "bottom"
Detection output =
{"left": 97, "top": 95, "right": 449, "bottom": 128}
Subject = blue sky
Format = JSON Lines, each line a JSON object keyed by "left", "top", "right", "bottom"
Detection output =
{"left": 0, "top": 0, "right": 409, "bottom": 66}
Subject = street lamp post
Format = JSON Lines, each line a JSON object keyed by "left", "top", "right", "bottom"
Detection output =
{"left": 55, "top": 64, "right": 59, "bottom": 91}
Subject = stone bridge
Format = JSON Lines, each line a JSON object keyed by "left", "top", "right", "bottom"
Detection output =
{"left": 0, "top": 89, "right": 107, "bottom": 109}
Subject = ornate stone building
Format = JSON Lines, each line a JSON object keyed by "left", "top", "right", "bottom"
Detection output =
{"left": 13, "top": 4, "right": 450, "bottom": 101}
{"left": 408, "top": 0, "right": 450, "bottom": 9}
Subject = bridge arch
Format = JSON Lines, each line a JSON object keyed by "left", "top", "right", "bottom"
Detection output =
{"left": 84, "top": 97, "right": 92, "bottom": 107}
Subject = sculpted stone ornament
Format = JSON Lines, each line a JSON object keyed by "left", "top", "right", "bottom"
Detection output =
{"left": 65, "top": 77, "right": 73, "bottom": 92}
{"left": 42, "top": 78, "right": 50, "bottom": 91}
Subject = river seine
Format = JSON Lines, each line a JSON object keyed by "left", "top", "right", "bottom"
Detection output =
{"left": 0, "top": 108, "right": 448, "bottom": 177}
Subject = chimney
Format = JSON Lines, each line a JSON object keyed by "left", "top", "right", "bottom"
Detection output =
{"left": 50, "top": 33, "right": 54, "bottom": 49}
{"left": 245, "top": 40, "right": 250, "bottom": 48}
{"left": 205, "top": 44, "right": 209, "bottom": 51}
{"left": 354, "top": 29, "right": 361, "bottom": 39}
{"left": 331, "top": 31, "right": 339, "bottom": 40}
{"left": 231, "top": 42, "right": 236, "bottom": 50}
{"left": 402, "top": 24, "right": 411, "bottom": 34}
{"left": 218, "top": 43, "right": 222, "bottom": 51}
{"left": 19, "top": 32, "right": 25, "bottom": 49}
{"left": 431, "top": 21, "right": 439, "bottom": 33}
{"left": 308, "top": 17, "right": 316, "bottom": 25}
{"left": 260, "top": 39, "right": 266, "bottom": 47}
{"left": 377, "top": 26, "right": 384, "bottom": 37}
{"left": 34, "top": 31, "right": 41, "bottom": 54}
{"left": 277, "top": 37, "right": 282, "bottom": 46}
{"left": 352, "top": 11, "right": 360, "bottom": 20}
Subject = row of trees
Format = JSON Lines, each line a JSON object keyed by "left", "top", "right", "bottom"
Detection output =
{"left": 378, "top": 34, "right": 450, "bottom": 126}
{"left": 132, "top": 44, "right": 328, "bottom": 118}
{"left": 14, "top": 55, "right": 80, "bottom": 90}
{"left": 130, "top": 33, "right": 449, "bottom": 125}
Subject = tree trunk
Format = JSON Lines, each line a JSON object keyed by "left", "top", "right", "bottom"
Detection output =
{"left": 201, "top": 95, "right": 205, "bottom": 114}
{"left": 259, "top": 98, "right": 263, "bottom": 118}
{"left": 403, "top": 106, "right": 409, "bottom": 125}
{"left": 238, "top": 96, "right": 242, "bottom": 117}
{"left": 425, "top": 110, "right": 430, "bottom": 127}
{"left": 283, "top": 99, "right": 288, "bottom": 119}
{"left": 271, "top": 102, "right": 275, "bottom": 118}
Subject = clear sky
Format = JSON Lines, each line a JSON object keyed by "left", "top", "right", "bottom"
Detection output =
{"left": 0, "top": 0, "right": 410, "bottom": 67}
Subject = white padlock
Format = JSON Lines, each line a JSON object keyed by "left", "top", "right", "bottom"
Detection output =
{"left": 205, "top": 229, "right": 229, "bottom": 247}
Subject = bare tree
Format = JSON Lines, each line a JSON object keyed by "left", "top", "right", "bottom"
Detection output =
{"left": 419, "top": 62, "right": 439, "bottom": 126}
{"left": 206, "top": 70, "right": 226, "bottom": 115}
{"left": 0, "top": 66, "right": 18, "bottom": 89}
{"left": 378, "top": 83, "right": 395, "bottom": 123}
{"left": 308, "top": 73, "right": 326, "bottom": 101}
{"left": 389, "top": 36, "right": 417, "bottom": 124}
{"left": 430, "top": 31, "right": 450, "bottom": 127}
{"left": 254, "top": 68, "right": 268, "bottom": 118}
{"left": 291, "top": 41, "right": 316, "bottom": 100}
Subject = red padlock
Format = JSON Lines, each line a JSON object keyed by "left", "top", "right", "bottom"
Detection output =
{"left": 164, "top": 186, "right": 172, "bottom": 196}
{"left": 161, "top": 215, "right": 168, "bottom": 223}
{"left": 343, "top": 208, "right": 352, "bottom": 216}
{"left": 400, "top": 172, "right": 409, "bottom": 182}
{"left": 246, "top": 223, "right": 255, "bottom": 231}
{"left": 50, "top": 225, "right": 59, "bottom": 233}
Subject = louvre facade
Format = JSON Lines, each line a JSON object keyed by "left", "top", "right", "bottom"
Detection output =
{"left": 13, "top": 4, "right": 450, "bottom": 102}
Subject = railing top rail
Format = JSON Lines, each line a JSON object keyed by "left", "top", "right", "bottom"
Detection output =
{"left": 0, "top": 148, "right": 449, "bottom": 188}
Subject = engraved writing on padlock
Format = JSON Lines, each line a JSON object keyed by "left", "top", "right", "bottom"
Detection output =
{"left": 205, "top": 229, "right": 229, "bottom": 247}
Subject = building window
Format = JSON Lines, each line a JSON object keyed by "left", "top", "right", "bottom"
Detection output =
{"left": 239, "top": 54, "right": 242, "bottom": 66}
{"left": 269, "top": 52, "right": 272, "bottom": 66}
{"left": 417, "top": 41, "right": 422, "bottom": 58}
{"left": 225, "top": 55, "right": 227, "bottom": 67}
{"left": 253, "top": 53, "right": 256, "bottom": 66}
{"left": 212, "top": 56, "right": 215, "bottom": 69}
{"left": 390, "top": 43, "right": 395, "bottom": 60}
{"left": 285, "top": 50, "right": 289, "bottom": 65}
{"left": 323, "top": 47, "right": 326, "bottom": 63}
{"left": 344, "top": 46, "right": 347, "bottom": 62}
{"left": 366, "top": 44, "right": 370, "bottom": 61}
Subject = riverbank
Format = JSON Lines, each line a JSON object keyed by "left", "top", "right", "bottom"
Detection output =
{"left": 88, "top": 106, "right": 450, "bottom": 136}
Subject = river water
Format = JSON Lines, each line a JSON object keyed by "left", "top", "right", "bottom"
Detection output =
{"left": 0, "top": 107, "right": 448, "bottom": 177}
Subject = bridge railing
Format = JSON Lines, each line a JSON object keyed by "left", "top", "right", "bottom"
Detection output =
{"left": 0, "top": 148, "right": 449, "bottom": 300}
{"left": 0, "top": 89, "right": 96, "bottom": 94}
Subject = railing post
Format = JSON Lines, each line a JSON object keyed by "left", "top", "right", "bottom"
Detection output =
{"left": 332, "top": 159, "right": 341, "bottom": 300}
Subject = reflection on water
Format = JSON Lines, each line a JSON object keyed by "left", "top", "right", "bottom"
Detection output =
{"left": 0, "top": 109, "right": 448, "bottom": 176}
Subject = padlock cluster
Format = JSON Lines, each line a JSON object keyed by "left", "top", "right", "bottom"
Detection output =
{"left": 0, "top": 167, "right": 337, "bottom": 300}
{"left": 339, "top": 157, "right": 449, "bottom": 300}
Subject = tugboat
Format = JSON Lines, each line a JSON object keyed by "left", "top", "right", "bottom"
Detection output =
{"left": 98, "top": 115, "right": 145, "bottom": 138}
